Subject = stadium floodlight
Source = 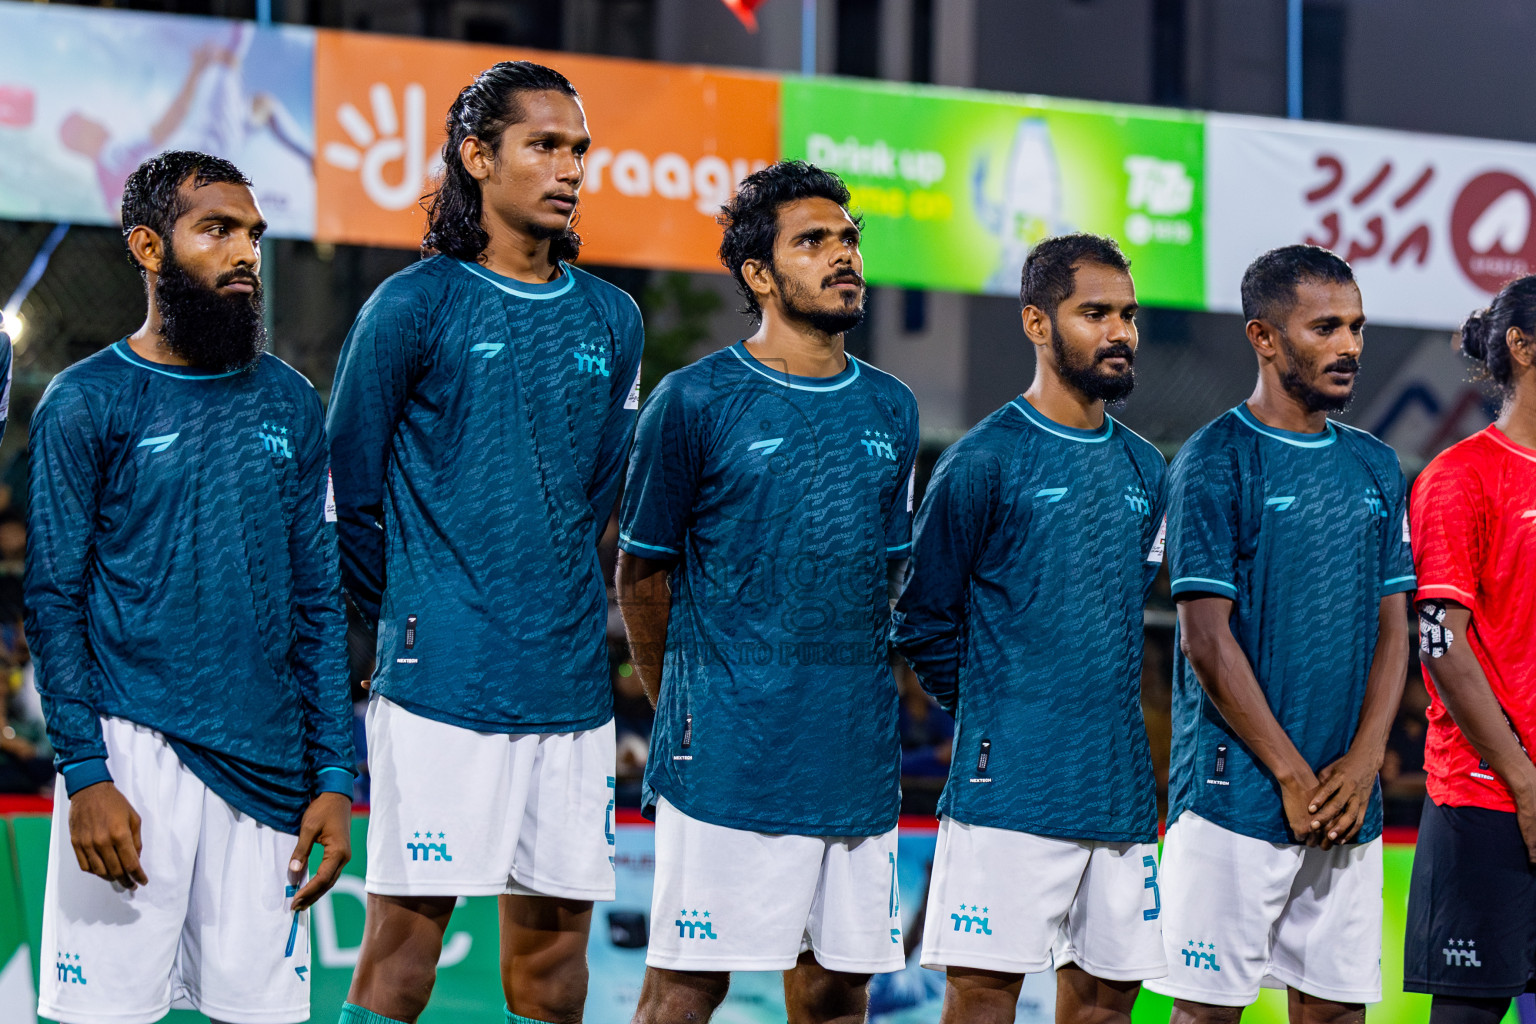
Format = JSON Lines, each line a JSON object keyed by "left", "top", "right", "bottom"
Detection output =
{"left": 0, "top": 307, "right": 22, "bottom": 346}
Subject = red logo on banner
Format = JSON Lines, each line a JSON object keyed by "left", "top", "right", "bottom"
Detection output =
{"left": 0, "top": 85, "right": 34, "bottom": 127}
{"left": 1450, "top": 171, "right": 1536, "bottom": 293}
{"left": 1303, "top": 154, "right": 1433, "bottom": 267}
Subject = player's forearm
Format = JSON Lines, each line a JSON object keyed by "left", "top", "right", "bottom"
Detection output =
{"left": 1426, "top": 612, "right": 1536, "bottom": 795}
{"left": 616, "top": 551, "right": 672, "bottom": 707}
{"left": 1179, "top": 604, "right": 1314, "bottom": 786}
{"left": 1346, "top": 594, "right": 1410, "bottom": 765}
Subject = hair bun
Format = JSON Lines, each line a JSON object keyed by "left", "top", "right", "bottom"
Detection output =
{"left": 1460, "top": 307, "right": 1491, "bottom": 361}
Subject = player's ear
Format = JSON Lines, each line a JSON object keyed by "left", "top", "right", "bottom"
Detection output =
{"left": 126, "top": 225, "right": 164, "bottom": 277}
{"left": 1020, "top": 304, "right": 1051, "bottom": 351}
{"left": 460, "top": 135, "right": 495, "bottom": 182}
{"left": 1246, "top": 318, "right": 1278, "bottom": 360}
{"left": 741, "top": 258, "right": 775, "bottom": 306}
{"left": 1507, "top": 326, "right": 1536, "bottom": 370}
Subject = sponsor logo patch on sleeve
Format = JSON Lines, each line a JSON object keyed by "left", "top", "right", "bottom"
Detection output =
{"left": 624, "top": 364, "right": 642, "bottom": 411}
{"left": 1146, "top": 515, "right": 1167, "bottom": 564}
{"left": 325, "top": 468, "right": 337, "bottom": 523}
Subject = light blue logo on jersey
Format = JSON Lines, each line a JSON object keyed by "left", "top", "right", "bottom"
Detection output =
{"left": 860, "top": 430, "right": 897, "bottom": 460}
{"left": 1264, "top": 495, "right": 1297, "bottom": 511}
{"left": 675, "top": 909, "right": 718, "bottom": 940}
{"left": 1363, "top": 487, "right": 1389, "bottom": 518}
{"left": 1034, "top": 487, "right": 1068, "bottom": 504}
{"left": 257, "top": 422, "right": 293, "bottom": 460}
{"left": 748, "top": 437, "right": 785, "bottom": 455}
{"left": 574, "top": 341, "right": 611, "bottom": 377}
{"left": 1443, "top": 939, "right": 1482, "bottom": 968}
{"left": 470, "top": 342, "right": 505, "bottom": 359}
{"left": 1181, "top": 940, "right": 1222, "bottom": 971}
{"left": 951, "top": 904, "right": 993, "bottom": 935}
{"left": 136, "top": 432, "right": 179, "bottom": 454}
{"left": 406, "top": 828, "right": 452, "bottom": 862}
{"left": 1123, "top": 485, "right": 1151, "bottom": 516}
{"left": 55, "top": 951, "right": 87, "bottom": 985}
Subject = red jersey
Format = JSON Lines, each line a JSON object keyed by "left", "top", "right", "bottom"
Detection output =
{"left": 1411, "top": 425, "right": 1536, "bottom": 811}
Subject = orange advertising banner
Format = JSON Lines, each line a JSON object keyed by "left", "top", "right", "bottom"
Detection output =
{"left": 313, "top": 31, "right": 778, "bottom": 270}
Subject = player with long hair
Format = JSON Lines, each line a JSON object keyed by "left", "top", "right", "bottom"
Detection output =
{"left": 1404, "top": 276, "right": 1536, "bottom": 1024}
{"left": 327, "top": 62, "right": 643, "bottom": 1024}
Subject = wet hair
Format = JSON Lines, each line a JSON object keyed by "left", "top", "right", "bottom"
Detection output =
{"left": 718, "top": 160, "right": 860, "bottom": 324}
{"left": 1019, "top": 233, "right": 1131, "bottom": 317}
{"left": 1240, "top": 244, "right": 1355, "bottom": 324}
{"left": 423, "top": 61, "right": 582, "bottom": 263}
{"left": 1460, "top": 275, "right": 1536, "bottom": 393}
{"left": 120, "top": 150, "right": 251, "bottom": 275}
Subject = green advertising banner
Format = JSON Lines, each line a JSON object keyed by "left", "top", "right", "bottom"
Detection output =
{"left": 780, "top": 78, "right": 1207, "bottom": 308}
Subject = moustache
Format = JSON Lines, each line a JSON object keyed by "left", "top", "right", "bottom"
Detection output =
{"left": 1095, "top": 344, "right": 1136, "bottom": 365}
{"left": 823, "top": 272, "right": 865, "bottom": 289}
{"left": 1323, "top": 356, "right": 1360, "bottom": 375}
{"left": 216, "top": 269, "right": 262, "bottom": 292}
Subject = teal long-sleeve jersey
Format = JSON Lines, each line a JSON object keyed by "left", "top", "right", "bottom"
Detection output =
{"left": 25, "top": 343, "right": 354, "bottom": 833}
{"left": 326, "top": 257, "right": 644, "bottom": 734}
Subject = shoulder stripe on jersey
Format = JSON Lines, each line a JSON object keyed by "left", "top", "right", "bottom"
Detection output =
{"left": 1008, "top": 398, "right": 1114, "bottom": 443}
{"left": 1485, "top": 428, "right": 1536, "bottom": 466}
{"left": 620, "top": 532, "right": 680, "bottom": 556}
{"left": 728, "top": 345, "right": 861, "bottom": 392}
{"left": 1170, "top": 575, "right": 1238, "bottom": 596}
{"left": 456, "top": 260, "right": 576, "bottom": 300}
{"left": 1231, "top": 404, "right": 1336, "bottom": 448}
{"left": 112, "top": 342, "right": 247, "bottom": 380}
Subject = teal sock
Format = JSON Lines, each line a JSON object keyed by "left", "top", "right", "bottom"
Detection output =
{"left": 506, "top": 1009, "right": 558, "bottom": 1024}
{"left": 339, "top": 1002, "right": 411, "bottom": 1024}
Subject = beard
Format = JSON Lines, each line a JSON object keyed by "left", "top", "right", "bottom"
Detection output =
{"left": 1051, "top": 322, "right": 1136, "bottom": 403}
{"left": 1277, "top": 328, "right": 1358, "bottom": 413}
{"left": 154, "top": 247, "right": 268, "bottom": 372}
{"left": 772, "top": 265, "right": 867, "bottom": 336}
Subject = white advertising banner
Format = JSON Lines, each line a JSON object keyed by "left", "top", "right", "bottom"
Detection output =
{"left": 1206, "top": 113, "right": 1536, "bottom": 329}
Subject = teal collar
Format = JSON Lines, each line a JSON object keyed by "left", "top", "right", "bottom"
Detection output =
{"left": 1009, "top": 397, "right": 1115, "bottom": 443}
{"left": 1232, "top": 404, "right": 1337, "bottom": 448}
{"left": 457, "top": 260, "right": 574, "bottom": 299}
{"left": 112, "top": 341, "right": 249, "bottom": 380}
{"left": 729, "top": 342, "right": 860, "bottom": 392}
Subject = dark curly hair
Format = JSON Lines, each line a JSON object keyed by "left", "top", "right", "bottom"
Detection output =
{"left": 422, "top": 61, "right": 582, "bottom": 264}
{"left": 1460, "top": 275, "right": 1536, "bottom": 395}
{"left": 718, "top": 160, "right": 861, "bottom": 324}
{"left": 1019, "top": 233, "right": 1131, "bottom": 317}
{"left": 120, "top": 150, "right": 251, "bottom": 275}
{"left": 1240, "top": 244, "right": 1355, "bottom": 324}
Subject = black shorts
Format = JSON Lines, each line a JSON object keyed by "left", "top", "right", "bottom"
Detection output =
{"left": 1404, "top": 798, "right": 1536, "bottom": 998}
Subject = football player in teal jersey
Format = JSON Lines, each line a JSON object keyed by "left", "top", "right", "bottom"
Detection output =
{"left": 1146, "top": 246, "right": 1412, "bottom": 1023}
{"left": 618, "top": 162, "right": 917, "bottom": 1023}
{"left": 329, "top": 63, "right": 643, "bottom": 1024}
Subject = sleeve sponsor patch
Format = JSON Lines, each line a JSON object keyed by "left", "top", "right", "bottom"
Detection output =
{"left": 1146, "top": 515, "right": 1167, "bottom": 565}
{"left": 907, "top": 467, "right": 916, "bottom": 512}
{"left": 324, "top": 468, "right": 337, "bottom": 523}
{"left": 1402, "top": 511, "right": 1411, "bottom": 544}
{"left": 624, "top": 364, "right": 642, "bottom": 410}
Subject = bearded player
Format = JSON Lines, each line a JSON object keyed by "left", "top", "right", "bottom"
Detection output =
{"left": 327, "top": 62, "right": 643, "bottom": 1024}
{"left": 1405, "top": 275, "right": 1536, "bottom": 1024}
{"left": 1145, "top": 245, "right": 1412, "bottom": 1024}
{"left": 892, "top": 233, "right": 1167, "bottom": 1024}
{"left": 617, "top": 161, "right": 917, "bottom": 1023}
{"left": 27, "top": 150, "right": 354, "bottom": 1024}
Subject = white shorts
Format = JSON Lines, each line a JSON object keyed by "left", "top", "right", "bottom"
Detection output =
{"left": 39, "top": 717, "right": 310, "bottom": 1024}
{"left": 646, "top": 797, "right": 905, "bottom": 974}
{"left": 919, "top": 816, "right": 1166, "bottom": 981}
{"left": 364, "top": 695, "right": 616, "bottom": 899}
{"left": 1143, "top": 811, "right": 1383, "bottom": 1006}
